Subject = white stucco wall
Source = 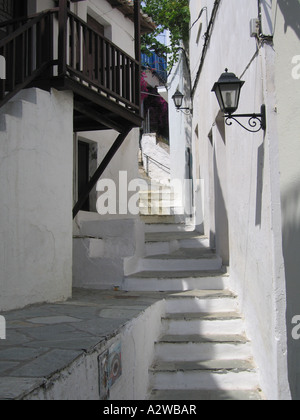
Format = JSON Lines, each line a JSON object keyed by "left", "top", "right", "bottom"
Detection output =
{"left": 76, "top": 0, "right": 136, "bottom": 56}
{"left": 273, "top": 0, "right": 300, "bottom": 400}
{"left": 0, "top": 88, "right": 74, "bottom": 311}
{"left": 168, "top": 50, "right": 196, "bottom": 224}
{"left": 183, "top": 0, "right": 291, "bottom": 399}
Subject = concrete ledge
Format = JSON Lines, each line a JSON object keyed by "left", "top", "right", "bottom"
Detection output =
{"left": 0, "top": 289, "right": 167, "bottom": 400}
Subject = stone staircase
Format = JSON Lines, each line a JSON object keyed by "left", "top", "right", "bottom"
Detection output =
{"left": 123, "top": 226, "right": 229, "bottom": 292}
{"left": 148, "top": 289, "right": 263, "bottom": 400}
{"left": 123, "top": 216, "right": 264, "bottom": 399}
{"left": 138, "top": 162, "right": 184, "bottom": 223}
{"left": 125, "top": 166, "right": 264, "bottom": 399}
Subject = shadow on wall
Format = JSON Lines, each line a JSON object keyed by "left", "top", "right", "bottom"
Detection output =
{"left": 277, "top": 0, "right": 300, "bottom": 38}
{"left": 255, "top": 142, "right": 265, "bottom": 227}
{"left": 281, "top": 183, "right": 300, "bottom": 400}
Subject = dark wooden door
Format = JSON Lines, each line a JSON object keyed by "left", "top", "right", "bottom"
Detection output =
{"left": 78, "top": 141, "right": 90, "bottom": 212}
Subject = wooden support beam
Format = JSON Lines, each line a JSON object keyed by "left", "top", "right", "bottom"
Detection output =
{"left": 74, "top": 101, "right": 124, "bottom": 133}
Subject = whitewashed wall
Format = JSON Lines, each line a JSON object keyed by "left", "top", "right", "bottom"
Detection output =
{"left": 0, "top": 88, "right": 74, "bottom": 311}
{"left": 185, "top": 0, "right": 291, "bottom": 399}
{"left": 168, "top": 50, "right": 196, "bottom": 224}
{"left": 273, "top": 0, "right": 300, "bottom": 400}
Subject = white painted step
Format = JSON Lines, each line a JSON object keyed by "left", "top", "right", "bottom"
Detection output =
{"left": 155, "top": 334, "right": 252, "bottom": 362}
{"left": 143, "top": 221, "right": 193, "bottom": 233}
{"left": 123, "top": 270, "right": 229, "bottom": 292}
{"left": 139, "top": 191, "right": 175, "bottom": 201}
{"left": 149, "top": 359, "right": 260, "bottom": 391}
{"left": 165, "top": 290, "right": 238, "bottom": 313}
{"left": 149, "top": 389, "right": 264, "bottom": 400}
{"left": 140, "top": 249, "right": 222, "bottom": 272}
{"left": 139, "top": 205, "right": 181, "bottom": 216}
{"left": 145, "top": 233, "right": 209, "bottom": 256}
{"left": 142, "top": 216, "right": 178, "bottom": 225}
{"left": 145, "top": 231, "right": 207, "bottom": 243}
{"left": 162, "top": 312, "right": 245, "bottom": 336}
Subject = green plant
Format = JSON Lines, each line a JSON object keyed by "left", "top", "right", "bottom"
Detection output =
{"left": 141, "top": 0, "right": 190, "bottom": 69}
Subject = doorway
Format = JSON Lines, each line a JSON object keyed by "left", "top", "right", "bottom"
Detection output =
{"left": 78, "top": 141, "right": 90, "bottom": 212}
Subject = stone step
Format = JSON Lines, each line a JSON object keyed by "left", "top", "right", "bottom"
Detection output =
{"left": 162, "top": 312, "right": 245, "bottom": 336}
{"left": 145, "top": 231, "right": 208, "bottom": 244}
{"left": 155, "top": 334, "right": 252, "bottom": 362}
{"left": 144, "top": 222, "right": 194, "bottom": 233}
{"left": 141, "top": 215, "right": 178, "bottom": 224}
{"left": 149, "top": 359, "right": 259, "bottom": 391}
{"left": 140, "top": 249, "right": 223, "bottom": 272}
{"left": 145, "top": 233, "right": 208, "bottom": 257}
{"left": 139, "top": 191, "right": 175, "bottom": 199}
{"left": 139, "top": 205, "right": 182, "bottom": 217}
{"left": 139, "top": 201, "right": 177, "bottom": 209}
{"left": 165, "top": 290, "right": 238, "bottom": 313}
{"left": 149, "top": 388, "right": 264, "bottom": 400}
{"left": 122, "top": 270, "right": 229, "bottom": 292}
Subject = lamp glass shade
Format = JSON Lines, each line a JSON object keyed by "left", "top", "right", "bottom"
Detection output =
{"left": 172, "top": 90, "right": 184, "bottom": 109}
{"left": 212, "top": 70, "right": 245, "bottom": 115}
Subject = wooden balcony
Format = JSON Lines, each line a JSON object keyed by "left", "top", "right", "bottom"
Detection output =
{"left": 0, "top": 1, "right": 143, "bottom": 132}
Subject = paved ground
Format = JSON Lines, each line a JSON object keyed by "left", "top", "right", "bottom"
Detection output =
{"left": 0, "top": 288, "right": 167, "bottom": 400}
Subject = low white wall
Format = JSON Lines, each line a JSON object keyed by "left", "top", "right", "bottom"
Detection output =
{"left": 24, "top": 299, "right": 165, "bottom": 400}
{"left": 0, "top": 88, "right": 74, "bottom": 311}
{"left": 73, "top": 212, "right": 145, "bottom": 289}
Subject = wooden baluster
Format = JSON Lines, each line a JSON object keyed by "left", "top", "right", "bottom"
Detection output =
{"left": 58, "top": 0, "right": 68, "bottom": 76}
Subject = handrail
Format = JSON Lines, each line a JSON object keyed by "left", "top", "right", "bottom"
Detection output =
{"left": 0, "top": 10, "right": 55, "bottom": 109}
{"left": 143, "top": 152, "right": 170, "bottom": 175}
{"left": 0, "top": 8, "right": 58, "bottom": 29}
{"left": 0, "top": 10, "right": 52, "bottom": 48}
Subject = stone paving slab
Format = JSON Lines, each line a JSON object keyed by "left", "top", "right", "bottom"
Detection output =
{"left": 0, "top": 288, "right": 167, "bottom": 400}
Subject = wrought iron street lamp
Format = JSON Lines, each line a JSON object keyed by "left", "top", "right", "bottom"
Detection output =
{"left": 172, "top": 90, "right": 192, "bottom": 115}
{"left": 212, "top": 69, "right": 266, "bottom": 133}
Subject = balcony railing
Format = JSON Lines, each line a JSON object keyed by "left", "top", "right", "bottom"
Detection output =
{"left": 0, "top": 10, "right": 55, "bottom": 107}
{"left": 64, "top": 10, "right": 140, "bottom": 113}
{"left": 0, "top": 7, "right": 141, "bottom": 117}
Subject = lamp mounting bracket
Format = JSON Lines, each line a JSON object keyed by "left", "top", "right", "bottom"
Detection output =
{"left": 224, "top": 104, "right": 266, "bottom": 133}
